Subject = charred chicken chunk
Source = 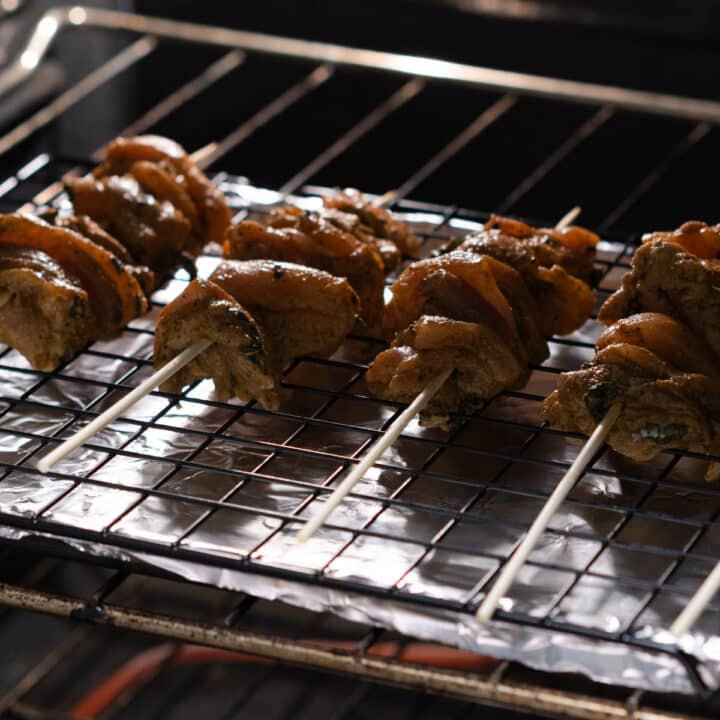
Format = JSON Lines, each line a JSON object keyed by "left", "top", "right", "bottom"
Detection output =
{"left": 323, "top": 188, "right": 421, "bottom": 269}
{"left": 225, "top": 207, "right": 384, "bottom": 328}
{"left": 598, "top": 240, "right": 720, "bottom": 359}
{"left": 0, "top": 214, "right": 147, "bottom": 340}
{"left": 0, "top": 246, "right": 91, "bottom": 370}
{"left": 367, "top": 315, "right": 529, "bottom": 429}
{"left": 154, "top": 260, "right": 359, "bottom": 409}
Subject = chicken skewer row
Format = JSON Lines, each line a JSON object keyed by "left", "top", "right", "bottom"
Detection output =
{"left": 224, "top": 189, "right": 419, "bottom": 330}
{"left": 37, "top": 190, "right": 412, "bottom": 472}
{"left": 298, "top": 207, "right": 598, "bottom": 542}
{"left": 0, "top": 136, "right": 231, "bottom": 371}
{"left": 37, "top": 259, "right": 360, "bottom": 473}
{"left": 477, "top": 221, "right": 720, "bottom": 624}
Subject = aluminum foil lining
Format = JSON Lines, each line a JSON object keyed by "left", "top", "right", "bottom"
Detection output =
{"left": 0, "top": 182, "right": 718, "bottom": 695}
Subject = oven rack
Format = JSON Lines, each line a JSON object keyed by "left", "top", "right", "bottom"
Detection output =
{"left": 0, "top": 7, "right": 719, "bottom": 718}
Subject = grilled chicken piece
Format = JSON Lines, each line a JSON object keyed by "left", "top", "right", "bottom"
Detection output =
{"left": 43, "top": 210, "right": 155, "bottom": 297}
{"left": 460, "top": 220, "right": 596, "bottom": 335}
{"left": 642, "top": 220, "right": 720, "bottom": 260}
{"left": 541, "top": 354, "right": 720, "bottom": 462}
{"left": 472, "top": 214, "right": 599, "bottom": 283}
{"left": 155, "top": 260, "right": 359, "bottom": 409}
{"left": 596, "top": 313, "right": 720, "bottom": 380}
{"left": 367, "top": 315, "right": 528, "bottom": 429}
{"left": 154, "top": 279, "right": 278, "bottom": 407}
{"left": 99, "top": 135, "right": 231, "bottom": 247}
{"left": 68, "top": 174, "right": 195, "bottom": 283}
{"left": 323, "top": 188, "right": 421, "bottom": 269}
{"left": 225, "top": 207, "right": 384, "bottom": 328}
{"left": 209, "top": 260, "right": 359, "bottom": 365}
{"left": 383, "top": 250, "right": 541, "bottom": 363}
{"left": 0, "top": 214, "right": 147, "bottom": 339}
{"left": 0, "top": 246, "right": 91, "bottom": 370}
{"left": 599, "top": 240, "right": 720, "bottom": 359}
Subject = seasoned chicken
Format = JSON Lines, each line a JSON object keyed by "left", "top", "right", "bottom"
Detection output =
{"left": 67, "top": 174, "right": 194, "bottom": 283}
{"left": 642, "top": 220, "right": 720, "bottom": 260}
{"left": 209, "top": 260, "right": 359, "bottom": 365}
{"left": 367, "top": 315, "right": 529, "bottom": 429}
{"left": 154, "top": 260, "right": 359, "bottom": 409}
{"left": 98, "top": 135, "right": 232, "bottom": 247}
{"left": 0, "top": 246, "right": 91, "bottom": 370}
{"left": 541, "top": 353, "right": 720, "bottom": 462}
{"left": 225, "top": 207, "right": 384, "bottom": 328}
{"left": 43, "top": 210, "right": 155, "bottom": 297}
{"left": 323, "top": 188, "right": 421, "bottom": 269}
{"left": 460, "top": 219, "right": 596, "bottom": 336}
{"left": 469, "top": 214, "right": 599, "bottom": 283}
{"left": 154, "top": 279, "right": 278, "bottom": 407}
{"left": 0, "top": 214, "right": 147, "bottom": 339}
{"left": 383, "top": 250, "right": 540, "bottom": 364}
{"left": 599, "top": 240, "right": 720, "bottom": 359}
{"left": 596, "top": 313, "right": 720, "bottom": 380}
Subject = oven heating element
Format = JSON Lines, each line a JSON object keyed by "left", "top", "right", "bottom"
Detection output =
{"left": 0, "top": 6, "right": 719, "bottom": 719}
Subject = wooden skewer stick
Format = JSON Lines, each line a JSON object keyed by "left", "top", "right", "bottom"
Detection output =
{"left": 297, "top": 207, "right": 583, "bottom": 543}
{"left": 296, "top": 368, "right": 452, "bottom": 543}
{"left": 37, "top": 340, "right": 211, "bottom": 473}
{"left": 475, "top": 403, "right": 621, "bottom": 622}
{"left": 39, "top": 185, "right": 398, "bottom": 475}
{"left": 669, "top": 556, "right": 720, "bottom": 639}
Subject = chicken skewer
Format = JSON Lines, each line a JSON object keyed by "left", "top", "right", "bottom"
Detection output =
{"left": 38, "top": 190, "right": 403, "bottom": 474}
{"left": 297, "top": 206, "right": 585, "bottom": 543}
{"left": 478, "top": 221, "right": 720, "bottom": 625}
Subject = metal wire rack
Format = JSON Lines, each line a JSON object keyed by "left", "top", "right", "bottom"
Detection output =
{"left": 0, "top": 6, "right": 720, "bottom": 718}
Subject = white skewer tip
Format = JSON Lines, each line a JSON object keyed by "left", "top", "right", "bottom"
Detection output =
{"left": 555, "top": 205, "right": 582, "bottom": 230}
{"left": 669, "top": 556, "right": 720, "bottom": 640}
{"left": 375, "top": 189, "right": 398, "bottom": 210}
{"left": 36, "top": 339, "right": 211, "bottom": 474}
{"left": 475, "top": 403, "right": 621, "bottom": 623}
{"left": 296, "top": 368, "right": 452, "bottom": 544}
{"left": 190, "top": 142, "right": 219, "bottom": 169}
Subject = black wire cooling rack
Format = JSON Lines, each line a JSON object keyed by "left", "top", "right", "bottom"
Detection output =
{"left": 0, "top": 159, "right": 718, "bottom": 694}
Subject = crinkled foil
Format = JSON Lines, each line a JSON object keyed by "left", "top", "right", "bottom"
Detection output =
{"left": 0, "top": 186, "right": 719, "bottom": 695}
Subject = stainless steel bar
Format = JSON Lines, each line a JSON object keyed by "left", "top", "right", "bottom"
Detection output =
{"left": 0, "top": 583, "right": 700, "bottom": 720}
{"left": 495, "top": 105, "right": 615, "bottom": 213}
{"left": 279, "top": 78, "right": 425, "bottom": 195}
{"left": 0, "top": 35, "right": 157, "bottom": 157}
{"left": 114, "top": 50, "right": 246, "bottom": 142}
{"left": 7, "top": 6, "right": 720, "bottom": 124}
{"left": 200, "top": 64, "right": 333, "bottom": 169}
{"left": 394, "top": 94, "right": 517, "bottom": 201}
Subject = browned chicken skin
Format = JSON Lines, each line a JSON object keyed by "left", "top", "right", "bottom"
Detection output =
{"left": 323, "top": 188, "right": 421, "bottom": 269}
{"left": 642, "top": 220, "right": 720, "bottom": 260}
{"left": 366, "top": 315, "right": 529, "bottom": 429}
{"left": 225, "top": 206, "right": 385, "bottom": 328}
{"left": 154, "top": 260, "right": 359, "bottom": 409}
{"left": 459, "top": 216, "right": 596, "bottom": 335}
{"left": 0, "top": 214, "right": 147, "bottom": 340}
{"left": 599, "top": 239, "right": 720, "bottom": 360}
{"left": 0, "top": 246, "right": 92, "bottom": 370}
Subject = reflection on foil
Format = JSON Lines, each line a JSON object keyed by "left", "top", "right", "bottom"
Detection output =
{"left": 0, "top": 200, "right": 717, "bottom": 695}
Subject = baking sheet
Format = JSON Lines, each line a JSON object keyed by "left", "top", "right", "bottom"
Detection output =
{"left": 0, "top": 181, "right": 719, "bottom": 694}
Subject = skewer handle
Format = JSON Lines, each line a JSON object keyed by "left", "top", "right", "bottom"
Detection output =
{"left": 475, "top": 403, "right": 621, "bottom": 622}
{"left": 669, "top": 557, "right": 720, "bottom": 639}
{"left": 37, "top": 339, "right": 211, "bottom": 474}
{"left": 296, "top": 368, "right": 452, "bottom": 543}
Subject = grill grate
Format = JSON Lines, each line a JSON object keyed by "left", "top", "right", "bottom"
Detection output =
{"left": 0, "top": 6, "right": 719, "bottom": 712}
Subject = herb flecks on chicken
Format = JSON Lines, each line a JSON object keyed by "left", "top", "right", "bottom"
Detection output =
{"left": 154, "top": 260, "right": 359, "bottom": 409}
